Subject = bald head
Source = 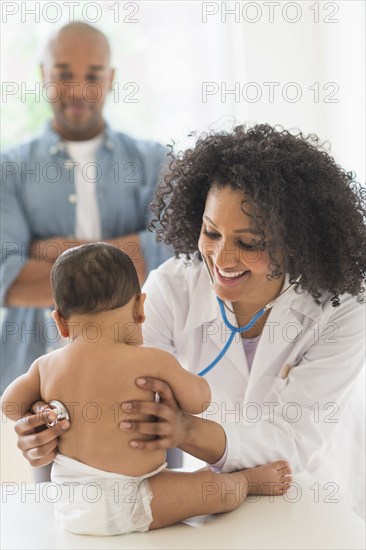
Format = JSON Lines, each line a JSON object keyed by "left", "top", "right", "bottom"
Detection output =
{"left": 43, "top": 22, "right": 111, "bottom": 68}
{"left": 41, "top": 22, "right": 114, "bottom": 141}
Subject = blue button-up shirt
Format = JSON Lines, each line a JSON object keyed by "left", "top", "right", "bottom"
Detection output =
{"left": 0, "top": 121, "right": 171, "bottom": 392}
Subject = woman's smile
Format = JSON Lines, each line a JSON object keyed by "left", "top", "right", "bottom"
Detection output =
{"left": 214, "top": 265, "right": 250, "bottom": 287}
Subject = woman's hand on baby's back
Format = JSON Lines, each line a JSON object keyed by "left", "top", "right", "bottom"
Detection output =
{"left": 119, "top": 377, "right": 189, "bottom": 451}
{"left": 14, "top": 401, "right": 70, "bottom": 467}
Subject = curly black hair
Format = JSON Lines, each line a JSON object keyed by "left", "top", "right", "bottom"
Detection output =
{"left": 150, "top": 124, "right": 366, "bottom": 306}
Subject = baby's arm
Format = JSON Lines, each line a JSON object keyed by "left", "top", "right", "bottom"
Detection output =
{"left": 152, "top": 349, "right": 211, "bottom": 414}
{"left": 1, "top": 361, "right": 42, "bottom": 421}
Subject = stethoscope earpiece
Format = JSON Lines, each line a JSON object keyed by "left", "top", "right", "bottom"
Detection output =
{"left": 202, "top": 254, "right": 215, "bottom": 286}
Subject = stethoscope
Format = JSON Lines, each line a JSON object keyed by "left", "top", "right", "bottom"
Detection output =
{"left": 45, "top": 400, "right": 70, "bottom": 428}
{"left": 198, "top": 255, "right": 300, "bottom": 377}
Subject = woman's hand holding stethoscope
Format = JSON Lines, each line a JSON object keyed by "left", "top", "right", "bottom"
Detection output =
{"left": 119, "top": 377, "right": 189, "bottom": 451}
{"left": 14, "top": 400, "right": 70, "bottom": 468}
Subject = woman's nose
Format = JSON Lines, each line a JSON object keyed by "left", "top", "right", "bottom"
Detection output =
{"left": 213, "top": 241, "right": 240, "bottom": 268}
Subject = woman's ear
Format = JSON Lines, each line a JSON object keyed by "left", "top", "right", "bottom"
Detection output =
{"left": 52, "top": 310, "right": 70, "bottom": 338}
{"left": 133, "top": 293, "right": 146, "bottom": 324}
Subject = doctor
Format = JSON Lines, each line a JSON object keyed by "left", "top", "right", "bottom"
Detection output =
{"left": 15, "top": 124, "right": 365, "bottom": 517}
{"left": 121, "top": 124, "right": 366, "bottom": 518}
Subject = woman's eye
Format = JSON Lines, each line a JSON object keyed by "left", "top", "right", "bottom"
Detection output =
{"left": 238, "top": 241, "right": 259, "bottom": 251}
{"left": 202, "top": 229, "right": 262, "bottom": 250}
{"left": 202, "top": 229, "right": 220, "bottom": 239}
{"left": 239, "top": 240, "right": 266, "bottom": 251}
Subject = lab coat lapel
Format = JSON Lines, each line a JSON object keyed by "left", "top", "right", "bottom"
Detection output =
{"left": 246, "top": 279, "right": 323, "bottom": 394}
{"left": 246, "top": 297, "right": 299, "bottom": 393}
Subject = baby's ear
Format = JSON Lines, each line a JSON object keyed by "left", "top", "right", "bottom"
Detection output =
{"left": 52, "top": 310, "right": 69, "bottom": 338}
{"left": 133, "top": 293, "right": 146, "bottom": 324}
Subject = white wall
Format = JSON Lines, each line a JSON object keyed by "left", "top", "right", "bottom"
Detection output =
{"left": 221, "top": 0, "right": 364, "bottom": 180}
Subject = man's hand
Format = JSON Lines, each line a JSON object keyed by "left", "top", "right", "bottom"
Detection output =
{"left": 105, "top": 234, "right": 146, "bottom": 284}
{"left": 29, "top": 234, "right": 146, "bottom": 284}
{"left": 29, "top": 237, "right": 83, "bottom": 263}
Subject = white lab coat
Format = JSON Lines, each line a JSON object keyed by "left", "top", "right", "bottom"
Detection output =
{"left": 142, "top": 256, "right": 365, "bottom": 518}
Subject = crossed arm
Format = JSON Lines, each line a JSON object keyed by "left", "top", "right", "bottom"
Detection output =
{"left": 5, "top": 234, "right": 146, "bottom": 307}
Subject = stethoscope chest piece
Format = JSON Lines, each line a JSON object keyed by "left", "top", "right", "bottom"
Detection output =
{"left": 46, "top": 400, "right": 71, "bottom": 428}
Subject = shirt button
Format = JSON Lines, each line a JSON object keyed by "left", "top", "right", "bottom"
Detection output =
{"left": 44, "top": 310, "right": 52, "bottom": 319}
{"left": 68, "top": 193, "right": 77, "bottom": 204}
{"left": 50, "top": 143, "right": 65, "bottom": 155}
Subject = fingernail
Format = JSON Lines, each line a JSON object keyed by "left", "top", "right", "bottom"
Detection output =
{"left": 121, "top": 403, "right": 133, "bottom": 412}
{"left": 60, "top": 422, "right": 69, "bottom": 430}
{"left": 47, "top": 413, "right": 56, "bottom": 422}
{"left": 136, "top": 378, "right": 146, "bottom": 385}
{"left": 120, "top": 422, "right": 131, "bottom": 429}
{"left": 130, "top": 441, "right": 139, "bottom": 448}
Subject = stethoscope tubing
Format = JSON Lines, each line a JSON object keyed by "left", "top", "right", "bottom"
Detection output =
{"left": 198, "top": 254, "right": 299, "bottom": 377}
{"left": 197, "top": 297, "right": 267, "bottom": 376}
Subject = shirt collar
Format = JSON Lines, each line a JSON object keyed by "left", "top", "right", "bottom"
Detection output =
{"left": 43, "top": 119, "right": 116, "bottom": 156}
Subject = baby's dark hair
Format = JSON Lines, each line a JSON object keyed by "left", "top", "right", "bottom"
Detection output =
{"left": 150, "top": 123, "right": 366, "bottom": 306}
{"left": 51, "top": 243, "right": 140, "bottom": 318}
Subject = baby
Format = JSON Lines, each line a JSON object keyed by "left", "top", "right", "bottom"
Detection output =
{"left": 1, "top": 243, "right": 292, "bottom": 535}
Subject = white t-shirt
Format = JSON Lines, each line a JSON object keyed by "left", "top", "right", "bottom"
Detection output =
{"left": 64, "top": 133, "right": 104, "bottom": 240}
{"left": 49, "top": 134, "right": 103, "bottom": 352}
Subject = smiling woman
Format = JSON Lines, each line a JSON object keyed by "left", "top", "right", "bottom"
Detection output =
{"left": 152, "top": 124, "right": 366, "bottom": 306}
{"left": 132, "top": 123, "right": 366, "bottom": 518}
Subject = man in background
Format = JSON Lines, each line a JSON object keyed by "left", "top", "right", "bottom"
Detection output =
{"left": 1, "top": 22, "right": 170, "bottom": 394}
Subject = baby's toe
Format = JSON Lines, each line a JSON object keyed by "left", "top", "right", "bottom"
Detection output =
{"left": 272, "top": 460, "right": 289, "bottom": 471}
{"left": 281, "top": 468, "right": 292, "bottom": 480}
{"left": 278, "top": 467, "right": 292, "bottom": 479}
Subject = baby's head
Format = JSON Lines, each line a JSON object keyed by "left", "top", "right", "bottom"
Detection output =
{"left": 51, "top": 243, "right": 144, "bottom": 337}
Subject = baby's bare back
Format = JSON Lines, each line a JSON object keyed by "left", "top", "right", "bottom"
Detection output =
{"left": 39, "top": 341, "right": 166, "bottom": 476}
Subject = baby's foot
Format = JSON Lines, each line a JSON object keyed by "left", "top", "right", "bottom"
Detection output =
{"left": 243, "top": 460, "right": 292, "bottom": 496}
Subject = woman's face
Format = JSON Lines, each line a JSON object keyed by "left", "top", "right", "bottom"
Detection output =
{"left": 198, "top": 186, "right": 284, "bottom": 306}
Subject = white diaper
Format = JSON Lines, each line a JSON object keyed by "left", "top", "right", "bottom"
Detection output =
{"left": 51, "top": 454, "right": 167, "bottom": 535}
